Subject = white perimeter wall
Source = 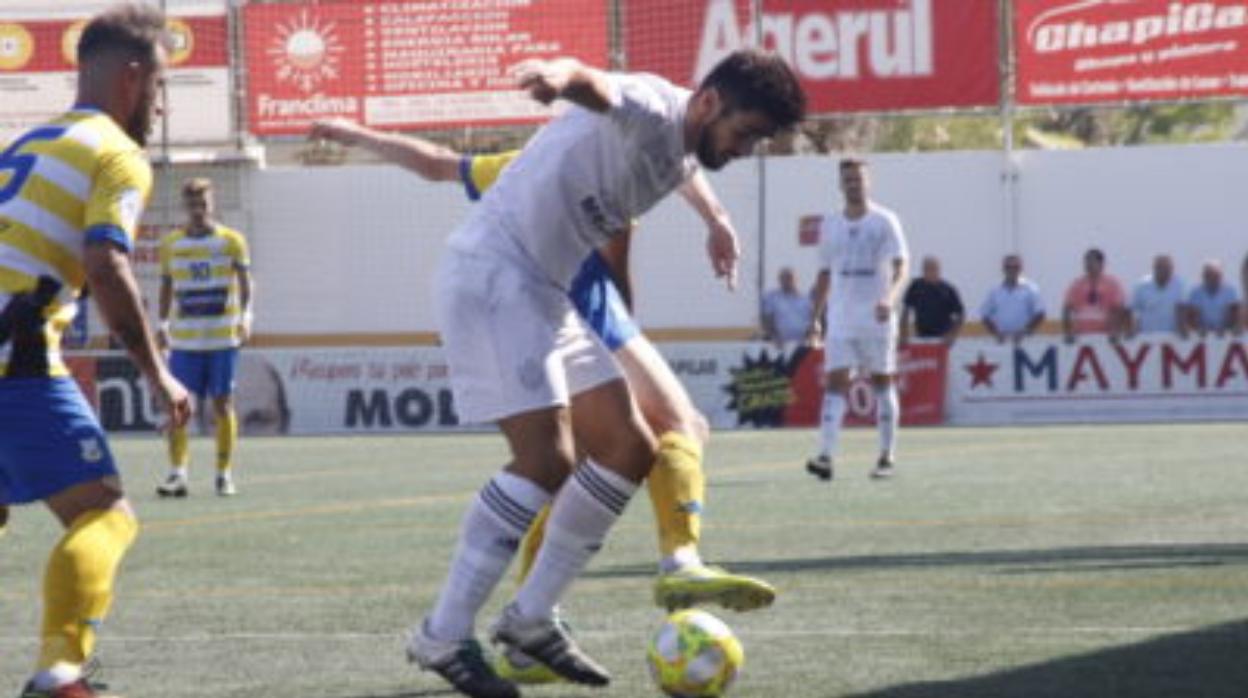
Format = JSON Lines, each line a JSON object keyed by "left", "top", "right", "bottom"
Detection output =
{"left": 247, "top": 144, "right": 1248, "bottom": 336}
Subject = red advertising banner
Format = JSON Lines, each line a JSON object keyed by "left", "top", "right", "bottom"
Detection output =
{"left": 1015, "top": 0, "right": 1248, "bottom": 105}
{"left": 622, "top": 0, "right": 1000, "bottom": 113}
{"left": 0, "top": 14, "right": 230, "bottom": 143}
{"left": 243, "top": 0, "right": 609, "bottom": 135}
{"left": 785, "top": 342, "right": 948, "bottom": 427}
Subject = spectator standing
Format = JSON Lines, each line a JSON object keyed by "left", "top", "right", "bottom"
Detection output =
{"left": 1062, "top": 247, "right": 1126, "bottom": 342}
{"left": 1186, "top": 260, "right": 1242, "bottom": 337}
{"left": 979, "top": 254, "right": 1045, "bottom": 343}
{"left": 1129, "top": 254, "right": 1185, "bottom": 337}
{"left": 759, "top": 267, "right": 813, "bottom": 349}
{"left": 900, "top": 255, "right": 964, "bottom": 346}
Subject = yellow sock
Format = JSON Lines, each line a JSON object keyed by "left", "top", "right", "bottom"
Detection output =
{"left": 215, "top": 409, "right": 237, "bottom": 472}
{"left": 168, "top": 426, "right": 189, "bottom": 468}
{"left": 38, "top": 508, "right": 138, "bottom": 671}
{"left": 647, "top": 431, "right": 706, "bottom": 559}
{"left": 515, "top": 504, "right": 551, "bottom": 586}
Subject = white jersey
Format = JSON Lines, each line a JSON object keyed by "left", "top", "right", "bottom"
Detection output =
{"left": 818, "top": 202, "right": 909, "bottom": 338}
{"left": 449, "top": 72, "right": 696, "bottom": 287}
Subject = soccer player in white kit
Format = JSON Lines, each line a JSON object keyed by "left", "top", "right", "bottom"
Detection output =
{"left": 405, "top": 52, "right": 805, "bottom": 698}
{"left": 806, "top": 158, "right": 910, "bottom": 481}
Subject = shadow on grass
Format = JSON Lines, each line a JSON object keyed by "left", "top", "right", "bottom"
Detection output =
{"left": 585, "top": 542, "right": 1248, "bottom": 579}
{"left": 332, "top": 690, "right": 454, "bottom": 698}
{"left": 847, "top": 619, "right": 1248, "bottom": 698}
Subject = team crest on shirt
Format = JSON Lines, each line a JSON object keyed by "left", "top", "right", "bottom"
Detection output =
{"left": 79, "top": 438, "right": 104, "bottom": 463}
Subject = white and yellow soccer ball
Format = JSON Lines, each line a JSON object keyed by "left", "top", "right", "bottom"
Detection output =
{"left": 646, "top": 609, "right": 744, "bottom": 698}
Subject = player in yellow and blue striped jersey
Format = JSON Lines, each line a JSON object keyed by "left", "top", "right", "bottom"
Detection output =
{"left": 155, "top": 177, "right": 253, "bottom": 498}
{"left": 0, "top": 6, "right": 192, "bottom": 698}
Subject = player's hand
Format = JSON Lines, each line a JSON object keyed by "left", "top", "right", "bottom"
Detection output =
{"left": 511, "top": 59, "right": 571, "bottom": 105}
{"left": 875, "top": 301, "right": 891, "bottom": 322}
{"left": 309, "top": 118, "right": 365, "bottom": 146}
{"left": 150, "top": 369, "right": 192, "bottom": 431}
{"left": 705, "top": 216, "right": 740, "bottom": 290}
{"left": 238, "top": 317, "right": 252, "bottom": 345}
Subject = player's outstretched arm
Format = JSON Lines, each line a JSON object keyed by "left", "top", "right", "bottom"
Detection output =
{"left": 309, "top": 119, "right": 461, "bottom": 182}
{"left": 511, "top": 57, "right": 612, "bottom": 113}
{"left": 679, "top": 170, "right": 739, "bottom": 290}
{"left": 85, "top": 241, "right": 192, "bottom": 429}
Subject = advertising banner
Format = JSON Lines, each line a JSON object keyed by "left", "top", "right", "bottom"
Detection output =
{"left": 663, "top": 342, "right": 948, "bottom": 429}
{"left": 0, "top": 8, "right": 231, "bottom": 144}
{"left": 69, "top": 342, "right": 948, "bottom": 435}
{"left": 622, "top": 0, "right": 999, "bottom": 113}
{"left": 947, "top": 336, "right": 1248, "bottom": 424}
{"left": 1015, "top": 0, "right": 1248, "bottom": 105}
{"left": 243, "top": 0, "right": 608, "bottom": 135}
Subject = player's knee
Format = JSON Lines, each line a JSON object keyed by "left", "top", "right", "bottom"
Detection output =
{"left": 212, "top": 397, "right": 233, "bottom": 418}
{"left": 597, "top": 422, "right": 657, "bottom": 484}
{"left": 508, "top": 447, "right": 578, "bottom": 494}
{"left": 649, "top": 403, "right": 708, "bottom": 447}
{"left": 686, "top": 410, "right": 710, "bottom": 446}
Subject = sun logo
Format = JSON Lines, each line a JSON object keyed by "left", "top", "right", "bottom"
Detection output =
{"left": 0, "top": 23, "right": 34, "bottom": 71}
{"left": 267, "top": 10, "right": 345, "bottom": 93}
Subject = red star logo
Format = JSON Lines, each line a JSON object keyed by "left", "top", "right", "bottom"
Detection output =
{"left": 965, "top": 353, "right": 999, "bottom": 388}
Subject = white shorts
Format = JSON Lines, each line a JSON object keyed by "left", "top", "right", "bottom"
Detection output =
{"left": 823, "top": 335, "right": 897, "bottom": 376}
{"left": 434, "top": 245, "right": 621, "bottom": 424}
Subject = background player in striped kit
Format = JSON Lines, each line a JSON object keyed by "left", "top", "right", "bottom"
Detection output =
{"left": 155, "top": 177, "right": 254, "bottom": 497}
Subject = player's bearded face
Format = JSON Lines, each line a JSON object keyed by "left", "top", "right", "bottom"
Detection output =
{"left": 128, "top": 52, "right": 166, "bottom": 146}
{"left": 696, "top": 109, "right": 774, "bottom": 171}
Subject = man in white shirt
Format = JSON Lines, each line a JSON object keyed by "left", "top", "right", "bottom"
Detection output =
{"left": 1129, "top": 254, "right": 1185, "bottom": 336}
{"left": 760, "top": 266, "right": 813, "bottom": 349}
{"left": 408, "top": 51, "right": 805, "bottom": 698}
{"left": 980, "top": 254, "right": 1046, "bottom": 343}
{"left": 805, "top": 158, "right": 909, "bottom": 482}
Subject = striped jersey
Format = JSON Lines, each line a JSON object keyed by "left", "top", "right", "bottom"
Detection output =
{"left": 0, "top": 108, "right": 152, "bottom": 378}
{"left": 159, "top": 225, "right": 249, "bottom": 351}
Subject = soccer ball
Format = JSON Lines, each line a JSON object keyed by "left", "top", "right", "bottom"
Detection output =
{"left": 646, "top": 609, "right": 744, "bottom": 698}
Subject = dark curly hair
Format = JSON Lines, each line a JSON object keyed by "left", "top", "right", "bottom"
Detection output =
{"left": 699, "top": 49, "right": 806, "bottom": 130}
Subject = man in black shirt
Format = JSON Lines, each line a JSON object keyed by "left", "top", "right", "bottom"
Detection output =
{"left": 900, "top": 256, "right": 964, "bottom": 345}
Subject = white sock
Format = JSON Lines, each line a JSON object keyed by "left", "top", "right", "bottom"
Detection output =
{"left": 512, "top": 461, "right": 638, "bottom": 620}
{"left": 31, "top": 663, "right": 80, "bottom": 690}
{"left": 876, "top": 383, "right": 899, "bottom": 460}
{"left": 427, "top": 471, "right": 551, "bottom": 641}
{"left": 660, "top": 547, "right": 703, "bottom": 574}
{"left": 171, "top": 466, "right": 188, "bottom": 480}
{"left": 818, "top": 391, "right": 846, "bottom": 459}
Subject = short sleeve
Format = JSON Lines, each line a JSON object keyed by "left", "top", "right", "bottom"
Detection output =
{"left": 228, "top": 230, "right": 251, "bottom": 268}
{"left": 606, "top": 73, "right": 686, "bottom": 133}
{"left": 817, "top": 217, "right": 835, "bottom": 269}
{"left": 1030, "top": 284, "right": 1047, "bottom": 314}
{"left": 1105, "top": 277, "right": 1126, "bottom": 308}
{"left": 1064, "top": 281, "right": 1081, "bottom": 307}
{"left": 84, "top": 150, "right": 152, "bottom": 252}
{"left": 979, "top": 292, "right": 995, "bottom": 320}
{"left": 881, "top": 212, "right": 909, "bottom": 262}
{"left": 903, "top": 281, "right": 919, "bottom": 308}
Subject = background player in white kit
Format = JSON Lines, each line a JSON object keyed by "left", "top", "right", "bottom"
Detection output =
{"left": 406, "top": 51, "right": 805, "bottom": 698}
{"left": 806, "top": 158, "right": 909, "bottom": 481}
